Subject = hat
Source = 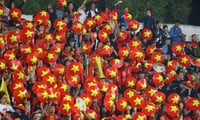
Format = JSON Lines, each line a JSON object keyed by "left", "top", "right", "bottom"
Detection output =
{"left": 15, "top": 104, "right": 26, "bottom": 111}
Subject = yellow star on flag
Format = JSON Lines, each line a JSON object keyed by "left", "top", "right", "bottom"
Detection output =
{"left": 144, "top": 31, "right": 150, "bottom": 37}
{"left": 109, "top": 70, "right": 116, "bottom": 78}
{"left": 88, "top": 82, "right": 95, "bottom": 87}
{"left": 87, "top": 20, "right": 93, "bottom": 27}
{"left": 14, "top": 83, "right": 22, "bottom": 90}
{"left": 0, "top": 37, "right": 4, "bottom": 44}
{"left": 83, "top": 97, "right": 90, "bottom": 105}
{"left": 47, "top": 76, "right": 55, "bottom": 84}
{"left": 55, "top": 47, "right": 61, "bottom": 53}
{"left": 95, "top": 15, "right": 101, "bottom": 21}
{"left": 11, "top": 11, "right": 18, "bottom": 18}
{"left": 30, "top": 56, "right": 38, "bottom": 64}
{"left": 71, "top": 65, "right": 79, "bottom": 73}
{"left": 40, "top": 11, "right": 47, "bottom": 17}
{"left": 150, "top": 48, "right": 155, "bottom": 54}
{"left": 82, "top": 45, "right": 88, "bottom": 51}
{"left": 181, "top": 57, "right": 188, "bottom": 64}
{"left": 132, "top": 41, "right": 139, "bottom": 47}
{"left": 17, "top": 90, "right": 26, "bottom": 99}
{"left": 88, "top": 112, "right": 95, "bottom": 119}
{"left": 134, "top": 97, "right": 141, "bottom": 105}
{"left": 122, "top": 50, "right": 129, "bottom": 57}
{"left": 59, "top": 68, "right": 65, "bottom": 75}
{"left": 127, "top": 81, "right": 135, "bottom": 88}
{"left": 45, "top": 34, "right": 52, "bottom": 41}
{"left": 26, "top": 22, "right": 33, "bottom": 29}
{"left": 101, "top": 86, "right": 108, "bottom": 92}
{"left": 0, "top": 9, "right": 3, "bottom": 16}
{"left": 167, "top": 61, "right": 173, "bottom": 67}
{"left": 11, "top": 64, "right": 18, "bottom": 70}
{"left": 103, "top": 45, "right": 110, "bottom": 51}
{"left": 156, "top": 96, "right": 163, "bottom": 103}
{"left": 8, "top": 53, "right": 15, "bottom": 60}
{"left": 155, "top": 55, "right": 161, "bottom": 62}
{"left": 120, "top": 101, "right": 127, "bottom": 108}
{"left": 132, "top": 24, "right": 138, "bottom": 29}
{"left": 25, "top": 48, "right": 31, "bottom": 54}
{"left": 105, "top": 24, "right": 111, "bottom": 31}
{"left": 61, "top": 84, "right": 67, "bottom": 92}
{"left": 61, "top": 1, "right": 67, "bottom": 7}
{"left": 91, "top": 89, "right": 98, "bottom": 97}
{"left": 102, "top": 32, "right": 108, "bottom": 39}
{"left": 171, "top": 96, "right": 179, "bottom": 104}
{"left": 76, "top": 23, "right": 82, "bottom": 29}
{"left": 148, "top": 89, "right": 156, "bottom": 96}
{"left": 176, "top": 45, "right": 182, "bottom": 52}
{"left": 135, "top": 51, "right": 143, "bottom": 58}
{"left": 47, "top": 53, "right": 54, "bottom": 60}
{"left": 145, "top": 105, "right": 153, "bottom": 112}
{"left": 0, "top": 62, "right": 5, "bottom": 70}
{"left": 63, "top": 103, "right": 70, "bottom": 111}
{"left": 137, "top": 115, "right": 145, "bottom": 120}
{"left": 42, "top": 91, "right": 49, "bottom": 99}
{"left": 127, "top": 91, "right": 134, "bottom": 98}
{"left": 17, "top": 72, "right": 24, "bottom": 80}
{"left": 41, "top": 70, "right": 48, "bottom": 77}
{"left": 10, "top": 35, "right": 17, "bottom": 42}
{"left": 38, "top": 84, "right": 45, "bottom": 89}
{"left": 63, "top": 95, "right": 72, "bottom": 101}
{"left": 157, "top": 75, "right": 163, "bottom": 83}
{"left": 119, "top": 32, "right": 124, "bottom": 37}
{"left": 108, "top": 100, "right": 114, "bottom": 106}
{"left": 25, "top": 30, "right": 33, "bottom": 37}
{"left": 170, "top": 105, "right": 178, "bottom": 113}
{"left": 141, "top": 83, "right": 147, "bottom": 89}
{"left": 71, "top": 76, "right": 78, "bottom": 83}
{"left": 192, "top": 100, "right": 200, "bottom": 107}
{"left": 37, "top": 48, "right": 43, "bottom": 54}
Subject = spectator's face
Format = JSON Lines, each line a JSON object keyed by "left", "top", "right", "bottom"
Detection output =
{"left": 124, "top": 7, "right": 129, "bottom": 12}
{"left": 165, "top": 39, "right": 171, "bottom": 45}
{"left": 91, "top": 3, "right": 95, "bottom": 10}
{"left": 68, "top": 3, "right": 74, "bottom": 11}
{"left": 120, "top": 26, "right": 126, "bottom": 32}
{"left": 63, "top": 17, "right": 68, "bottom": 23}
{"left": 146, "top": 10, "right": 152, "bottom": 16}
{"left": 82, "top": 5, "right": 86, "bottom": 11}
{"left": 0, "top": 95, "right": 7, "bottom": 104}
{"left": 139, "top": 73, "right": 145, "bottom": 79}
{"left": 175, "top": 22, "right": 180, "bottom": 27}
{"left": 157, "top": 22, "right": 161, "bottom": 28}
{"left": 192, "top": 34, "right": 198, "bottom": 42}
{"left": 11, "top": 2, "right": 15, "bottom": 8}
{"left": 164, "top": 26, "right": 169, "bottom": 32}
{"left": 178, "top": 72, "right": 184, "bottom": 80}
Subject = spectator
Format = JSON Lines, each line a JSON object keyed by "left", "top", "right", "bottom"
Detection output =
{"left": 0, "top": 0, "right": 10, "bottom": 23}
{"left": 142, "top": 8, "right": 156, "bottom": 29}
{"left": 161, "top": 25, "right": 171, "bottom": 41}
{"left": 7, "top": 0, "right": 27, "bottom": 9}
{"left": 0, "top": 91, "right": 15, "bottom": 115}
{"left": 152, "top": 20, "right": 163, "bottom": 47}
{"left": 118, "top": 6, "right": 129, "bottom": 30}
{"left": 78, "top": 0, "right": 87, "bottom": 24}
{"left": 47, "top": 4, "right": 56, "bottom": 33}
{"left": 86, "top": 2, "right": 98, "bottom": 18}
{"left": 64, "top": 2, "right": 74, "bottom": 24}
{"left": 169, "top": 20, "right": 184, "bottom": 44}
{"left": 185, "top": 42, "right": 195, "bottom": 57}
{"left": 162, "top": 38, "right": 172, "bottom": 60}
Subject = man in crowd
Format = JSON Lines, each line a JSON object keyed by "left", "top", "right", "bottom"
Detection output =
{"left": 142, "top": 8, "right": 156, "bottom": 29}
{"left": 169, "top": 20, "right": 185, "bottom": 44}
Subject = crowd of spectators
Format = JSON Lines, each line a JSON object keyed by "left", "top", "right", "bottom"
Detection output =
{"left": 0, "top": 0, "right": 199, "bottom": 120}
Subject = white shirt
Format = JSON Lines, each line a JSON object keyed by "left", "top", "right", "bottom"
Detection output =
{"left": 78, "top": 8, "right": 87, "bottom": 24}
{"left": 0, "top": 104, "right": 15, "bottom": 114}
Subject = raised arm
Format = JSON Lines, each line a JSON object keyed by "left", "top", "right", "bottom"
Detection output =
{"left": 80, "top": 0, "right": 87, "bottom": 9}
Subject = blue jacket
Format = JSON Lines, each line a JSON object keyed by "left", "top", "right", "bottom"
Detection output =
{"left": 169, "top": 26, "right": 182, "bottom": 43}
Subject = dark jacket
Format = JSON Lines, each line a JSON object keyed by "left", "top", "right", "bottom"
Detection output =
{"left": 142, "top": 16, "right": 156, "bottom": 30}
